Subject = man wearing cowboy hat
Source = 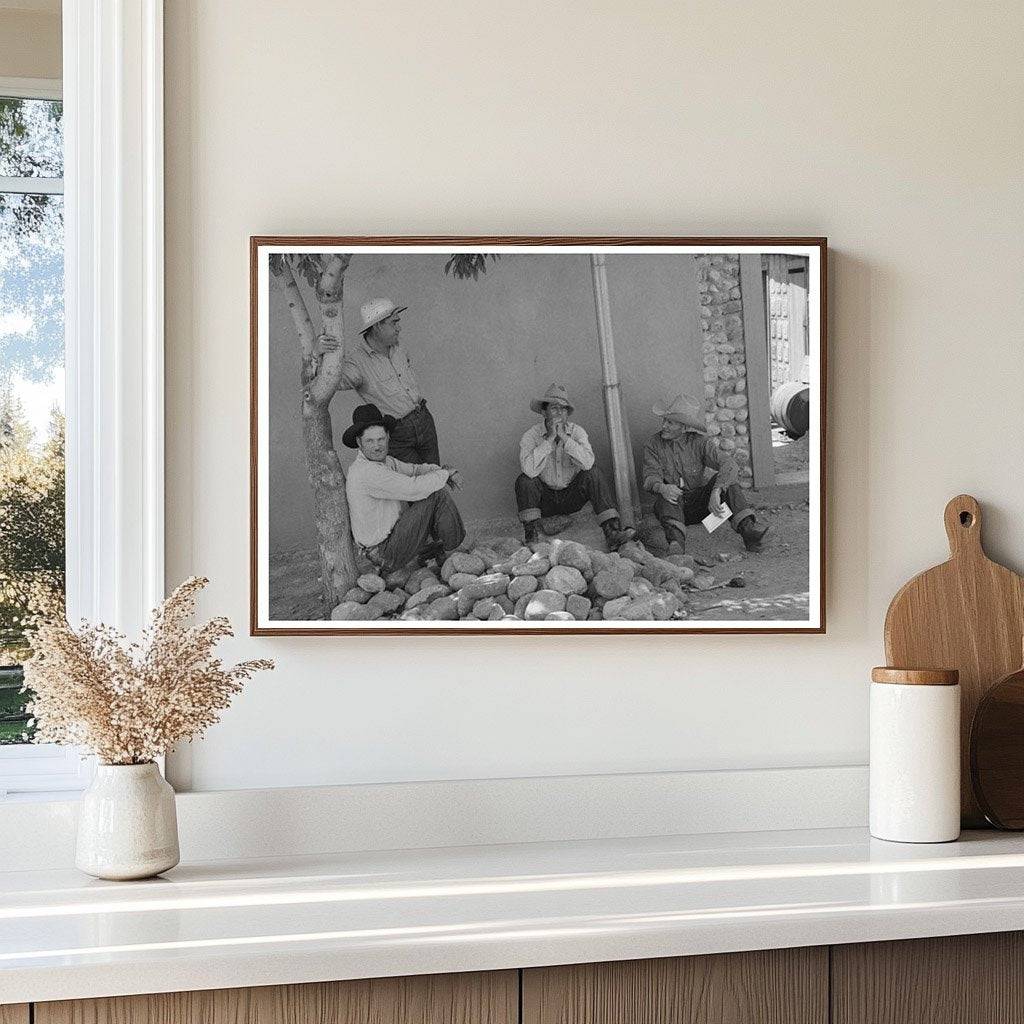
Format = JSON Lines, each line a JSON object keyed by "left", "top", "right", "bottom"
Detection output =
{"left": 315, "top": 297, "right": 440, "bottom": 465}
{"left": 642, "top": 394, "right": 769, "bottom": 553}
{"left": 515, "top": 383, "right": 634, "bottom": 551}
{"left": 343, "top": 403, "right": 465, "bottom": 574}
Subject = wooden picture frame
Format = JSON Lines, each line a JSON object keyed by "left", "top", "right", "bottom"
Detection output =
{"left": 251, "top": 237, "right": 826, "bottom": 635}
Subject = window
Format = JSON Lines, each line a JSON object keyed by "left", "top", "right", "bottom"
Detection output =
{"left": 0, "top": 80, "right": 86, "bottom": 797}
{"left": 0, "top": 5, "right": 166, "bottom": 797}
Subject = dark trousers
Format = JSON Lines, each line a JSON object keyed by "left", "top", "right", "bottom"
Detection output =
{"left": 388, "top": 401, "right": 440, "bottom": 465}
{"left": 653, "top": 475, "right": 753, "bottom": 535}
{"left": 374, "top": 487, "right": 465, "bottom": 574}
{"left": 514, "top": 467, "right": 619, "bottom": 525}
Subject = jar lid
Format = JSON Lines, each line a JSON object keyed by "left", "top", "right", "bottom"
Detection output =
{"left": 871, "top": 666, "right": 959, "bottom": 686}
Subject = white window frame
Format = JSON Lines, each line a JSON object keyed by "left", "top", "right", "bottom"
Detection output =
{"left": 0, "top": 75, "right": 85, "bottom": 797}
{"left": 0, "top": 1, "right": 164, "bottom": 799}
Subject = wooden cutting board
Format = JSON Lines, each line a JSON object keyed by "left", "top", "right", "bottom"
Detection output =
{"left": 970, "top": 649, "right": 1024, "bottom": 829}
{"left": 884, "top": 494, "right": 1024, "bottom": 826}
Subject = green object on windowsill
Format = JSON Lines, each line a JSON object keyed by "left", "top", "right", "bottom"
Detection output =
{"left": 0, "top": 664, "right": 34, "bottom": 744}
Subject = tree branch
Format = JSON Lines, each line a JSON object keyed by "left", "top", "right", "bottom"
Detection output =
{"left": 307, "top": 255, "right": 352, "bottom": 407}
{"left": 315, "top": 254, "right": 351, "bottom": 304}
{"left": 276, "top": 258, "right": 318, "bottom": 362}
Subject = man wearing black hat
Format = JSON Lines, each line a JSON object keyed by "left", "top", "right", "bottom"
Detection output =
{"left": 343, "top": 404, "right": 465, "bottom": 573}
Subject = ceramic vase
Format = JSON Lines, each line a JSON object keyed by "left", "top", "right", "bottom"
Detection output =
{"left": 76, "top": 762, "right": 180, "bottom": 880}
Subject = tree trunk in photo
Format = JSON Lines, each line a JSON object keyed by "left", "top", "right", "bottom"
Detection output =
{"left": 275, "top": 256, "right": 357, "bottom": 611}
{"left": 309, "top": 255, "right": 350, "bottom": 407}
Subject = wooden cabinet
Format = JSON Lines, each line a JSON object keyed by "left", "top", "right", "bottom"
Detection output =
{"left": 34, "top": 971, "right": 517, "bottom": 1024}
{"left": 522, "top": 948, "right": 828, "bottom": 1024}
{"left": 22, "top": 932, "right": 1024, "bottom": 1023}
{"left": 832, "top": 932, "right": 1024, "bottom": 1024}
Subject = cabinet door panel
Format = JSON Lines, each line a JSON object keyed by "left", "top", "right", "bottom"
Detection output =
{"left": 523, "top": 948, "right": 827, "bottom": 1024}
{"left": 832, "top": 932, "right": 1024, "bottom": 1024}
{"left": 0, "top": 1006, "right": 29, "bottom": 1024}
{"left": 36, "top": 970, "right": 517, "bottom": 1024}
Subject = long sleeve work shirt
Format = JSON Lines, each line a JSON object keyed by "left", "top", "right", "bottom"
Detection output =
{"left": 345, "top": 451, "right": 448, "bottom": 547}
{"left": 337, "top": 340, "right": 422, "bottom": 419}
{"left": 519, "top": 422, "right": 595, "bottom": 490}
{"left": 641, "top": 431, "right": 739, "bottom": 495}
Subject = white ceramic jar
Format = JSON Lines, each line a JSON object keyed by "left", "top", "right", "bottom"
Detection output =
{"left": 76, "top": 762, "right": 180, "bottom": 880}
{"left": 869, "top": 667, "right": 960, "bottom": 843}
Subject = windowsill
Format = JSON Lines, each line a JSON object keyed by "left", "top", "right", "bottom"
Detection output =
{"left": 4, "top": 826, "right": 1024, "bottom": 1004}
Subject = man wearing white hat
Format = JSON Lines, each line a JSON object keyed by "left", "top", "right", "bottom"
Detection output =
{"left": 515, "top": 383, "right": 634, "bottom": 551}
{"left": 316, "top": 298, "right": 440, "bottom": 465}
{"left": 642, "top": 394, "right": 769, "bottom": 553}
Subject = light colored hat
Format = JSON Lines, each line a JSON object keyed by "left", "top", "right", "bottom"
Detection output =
{"left": 653, "top": 394, "right": 707, "bottom": 433}
{"left": 531, "top": 382, "right": 575, "bottom": 415}
{"left": 359, "top": 297, "right": 407, "bottom": 335}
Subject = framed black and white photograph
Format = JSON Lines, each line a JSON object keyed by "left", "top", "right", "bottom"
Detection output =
{"left": 250, "top": 237, "right": 825, "bottom": 634}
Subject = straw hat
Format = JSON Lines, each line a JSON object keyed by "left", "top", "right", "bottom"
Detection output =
{"left": 652, "top": 394, "right": 707, "bottom": 433}
{"left": 359, "top": 297, "right": 407, "bottom": 335}
{"left": 530, "top": 382, "right": 575, "bottom": 415}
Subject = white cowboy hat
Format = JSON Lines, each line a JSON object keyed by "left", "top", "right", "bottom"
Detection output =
{"left": 652, "top": 394, "right": 707, "bottom": 433}
{"left": 530, "top": 382, "right": 575, "bottom": 415}
{"left": 359, "top": 297, "right": 407, "bottom": 335}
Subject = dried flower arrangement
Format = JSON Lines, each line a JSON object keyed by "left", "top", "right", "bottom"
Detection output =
{"left": 22, "top": 577, "right": 273, "bottom": 765}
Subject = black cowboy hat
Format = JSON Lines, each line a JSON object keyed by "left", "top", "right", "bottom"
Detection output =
{"left": 342, "top": 404, "right": 397, "bottom": 449}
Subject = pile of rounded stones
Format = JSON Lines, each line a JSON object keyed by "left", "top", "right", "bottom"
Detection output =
{"left": 330, "top": 537, "right": 702, "bottom": 623}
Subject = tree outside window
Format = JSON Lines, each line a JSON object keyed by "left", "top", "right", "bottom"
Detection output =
{"left": 0, "top": 94, "right": 65, "bottom": 745}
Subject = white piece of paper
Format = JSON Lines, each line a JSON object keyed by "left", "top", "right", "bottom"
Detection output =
{"left": 702, "top": 503, "right": 732, "bottom": 533}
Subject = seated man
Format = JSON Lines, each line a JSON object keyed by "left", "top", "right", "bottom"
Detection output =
{"left": 642, "top": 394, "right": 769, "bottom": 553}
{"left": 343, "top": 404, "right": 465, "bottom": 574}
{"left": 515, "top": 383, "right": 634, "bottom": 551}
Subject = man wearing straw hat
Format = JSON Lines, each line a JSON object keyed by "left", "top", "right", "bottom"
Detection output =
{"left": 515, "top": 383, "right": 635, "bottom": 551}
{"left": 642, "top": 394, "right": 769, "bottom": 554}
{"left": 315, "top": 297, "right": 440, "bottom": 465}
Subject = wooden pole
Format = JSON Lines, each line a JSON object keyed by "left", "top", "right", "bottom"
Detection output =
{"left": 589, "top": 254, "right": 636, "bottom": 528}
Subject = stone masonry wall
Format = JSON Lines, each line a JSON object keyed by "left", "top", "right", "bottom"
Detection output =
{"left": 694, "top": 255, "right": 753, "bottom": 489}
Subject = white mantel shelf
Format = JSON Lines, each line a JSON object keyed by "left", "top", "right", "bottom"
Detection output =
{"left": 4, "top": 827, "right": 1024, "bottom": 1004}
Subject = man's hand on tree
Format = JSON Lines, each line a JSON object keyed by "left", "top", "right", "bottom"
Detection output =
{"left": 314, "top": 333, "right": 342, "bottom": 358}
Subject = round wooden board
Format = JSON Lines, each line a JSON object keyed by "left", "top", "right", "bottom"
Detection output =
{"left": 970, "top": 664, "right": 1024, "bottom": 829}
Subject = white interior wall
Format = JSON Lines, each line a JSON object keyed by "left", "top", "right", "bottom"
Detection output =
{"left": 164, "top": 0, "right": 1024, "bottom": 792}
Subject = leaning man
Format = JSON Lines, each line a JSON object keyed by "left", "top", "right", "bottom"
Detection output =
{"left": 642, "top": 394, "right": 769, "bottom": 553}
{"left": 515, "top": 383, "right": 634, "bottom": 551}
{"left": 317, "top": 297, "right": 440, "bottom": 464}
{"left": 344, "top": 404, "right": 465, "bottom": 574}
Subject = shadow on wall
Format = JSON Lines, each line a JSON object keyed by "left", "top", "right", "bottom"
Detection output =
{"left": 268, "top": 253, "right": 712, "bottom": 555}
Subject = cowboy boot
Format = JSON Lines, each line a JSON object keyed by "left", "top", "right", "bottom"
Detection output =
{"left": 737, "top": 516, "right": 770, "bottom": 552}
{"left": 523, "top": 520, "right": 540, "bottom": 545}
{"left": 601, "top": 517, "right": 636, "bottom": 552}
{"left": 663, "top": 524, "right": 687, "bottom": 554}
{"left": 417, "top": 540, "right": 446, "bottom": 567}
